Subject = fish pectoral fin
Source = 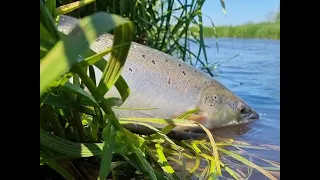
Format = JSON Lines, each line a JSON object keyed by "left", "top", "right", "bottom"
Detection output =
{"left": 171, "top": 112, "right": 207, "bottom": 124}
{"left": 170, "top": 112, "right": 208, "bottom": 133}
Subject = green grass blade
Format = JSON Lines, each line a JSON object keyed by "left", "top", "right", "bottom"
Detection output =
{"left": 56, "top": 0, "right": 96, "bottom": 15}
{"left": 202, "top": 14, "right": 219, "bottom": 52}
{"left": 41, "top": 105, "right": 65, "bottom": 138}
{"left": 46, "top": 45, "right": 112, "bottom": 89}
{"left": 73, "top": 64, "right": 124, "bottom": 131}
{"left": 90, "top": 106, "right": 103, "bottom": 142}
{"left": 154, "top": 143, "right": 176, "bottom": 174}
{"left": 121, "top": 121, "right": 161, "bottom": 134}
{"left": 62, "top": 82, "right": 98, "bottom": 105}
{"left": 59, "top": 90, "right": 86, "bottom": 142}
{"left": 111, "top": 129, "right": 157, "bottom": 180}
{"left": 121, "top": 149, "right": 158, "bottom": 180}
{"left": 110, "top": 161, "right": 128, "bottom": 171}
{"left": 153, "top": 169, "right": 173, "bottom": 180}
{"left": 147, "top": 143, "right": 179, "bottom": 180}
{"left": 181, "top": 141, "right": 201, "bottom": 173}
{"left": 119, "top": 117, "right": 199, "bottom": 128}
{"left": 45, "top": 0, "right": 56, "bottom": 18}
{"left": 161, "top": 108, "right": 199, "bottom": 135}
{"left": 40, "top": 22, "right": 54, "bottom": 43}
{"left": 113, "top": 76, "right": 131, "bottom": 101}
{"left": 40, "top": 1, "right": 60, "bottom": 42}
{"left": 94, "top": 56, "right": 131, "bottom": 101}
{"left": 76, "top": 39, "right": 131, "bottom": 102}
{"left": 176, "top": 108, "right": 200, "bottom": 119}
{"left": 220, "top": 0, "right": 227, "bottom": 15}
{"left": 43, "top": 93, "right": 95, "bottom": 115}
{"left": 98, "top": 122, "right": 116, "bottom": 180}
{"left": 40, "top": 38, "right": 55, "bottom": 59}
{"left": 41, "top": 12, "right": 131, "bottom": 97}
{"left": 82, "top": 47, "right": 113, "bottom": 67}
{"left": 181, "top": 152, "right": 187, "bottom": 180}
{"left": 88, "top": 65, "right": 96, "bottom": 86}
{"left": 218, "top": 147, "right": 277, "bottom": 180}
{"left": 40, "top": 150, "right": 75, "bottom": 180}
{"left": 40, "top": 128, "right": 103, "bottom": 157}
{"left": 90, "top": 114, "right": 99, "bottom": 141}
{"left": 219, "top": 161, "right": 241, "bottom": 180}
{"left": 121, "top": 121, "right": 181, "bottom": 151}
{"left": 97, "top": 22, "right": 133, "bottom": 94}
{"left": 197, "top": 11, "right": 213, "bottom": 77}
{"left": 195, "top": 123, "right": 221, "bottom": 176}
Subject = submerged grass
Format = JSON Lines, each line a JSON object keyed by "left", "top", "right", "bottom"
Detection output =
{"left": 40, "top": 0, "right": 280, "bottom": 179}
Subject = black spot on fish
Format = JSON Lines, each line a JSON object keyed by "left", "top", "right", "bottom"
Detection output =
{"left": 129, "top": 68, "right": 132, "bottom": 72}
{"left": 142, "top": 54, "right": 146, "bottom": 58}
{"left": 204, "top": 81, "right": 207, "bottom": 84}
{"left": 182, "top": 71, "right": 186, "bottom": 75}
{"left": 168, "top": 78, "right": 171, "bottom": 84}
{"left": 152, "top": 60, "right": 156, "bottom": 64}
{"left": 206, "top": 97, "right": 208, "bottom": 100}
{"left": 195, "top": 70, "right": 197, "bottom": 73}
{"left": 166, "top": 59, "right": 168, "bottom": 62}
{"left": 214, "top": 96, "right": 217, "bottom": 99}
{"left": 210, "top": 104, "right": 213, "bottom": 107}
{"left": 179, "top": 64, "right": 181, "bottom": 67}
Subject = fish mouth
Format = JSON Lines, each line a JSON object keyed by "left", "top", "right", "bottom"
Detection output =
{"left": 212, "top": 110, "right": 260, "bottom": 129}
{"left": 242, "top": 111, "right": 259, "bottom": 123}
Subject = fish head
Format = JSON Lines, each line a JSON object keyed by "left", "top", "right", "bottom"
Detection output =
{"left": 196, "top": 83, "right": 259, "bottom": 129}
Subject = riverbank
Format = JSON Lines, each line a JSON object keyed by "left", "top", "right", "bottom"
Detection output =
{"left": 192, "top": 22, "right": 280, "bottom": 40}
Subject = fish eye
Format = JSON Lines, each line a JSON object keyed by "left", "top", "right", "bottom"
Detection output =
{"left": 239, "top": 105, "right": 246, "bottom": 114}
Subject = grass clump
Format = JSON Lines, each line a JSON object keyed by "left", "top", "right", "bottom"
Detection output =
{"left": 190, "top": 9, "right": 280, "bottom": 40}
{"left": 204, "top": 22, "right": 280, "bottom": 39}
{"left": 40, "top": 0, "right": 280, "bottom": 179}
{"left": 191, "top": 22, "right": 280, "bottom": 40}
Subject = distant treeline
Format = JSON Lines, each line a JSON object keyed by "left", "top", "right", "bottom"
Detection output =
{"left": 190, "top": 22, "right": 280, "bottom": 39}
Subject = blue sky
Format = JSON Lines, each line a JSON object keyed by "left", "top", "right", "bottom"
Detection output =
{"left": 201, "top": 0, "right": 280, "bottom": 26}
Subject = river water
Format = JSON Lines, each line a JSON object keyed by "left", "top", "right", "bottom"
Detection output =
{"left": 190, "top": 37, "right": 280, "bottom": 179}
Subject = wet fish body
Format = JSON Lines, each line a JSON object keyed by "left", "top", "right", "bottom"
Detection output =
{"left": 57, "top": 15, "right": 259, "bottom": 131}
